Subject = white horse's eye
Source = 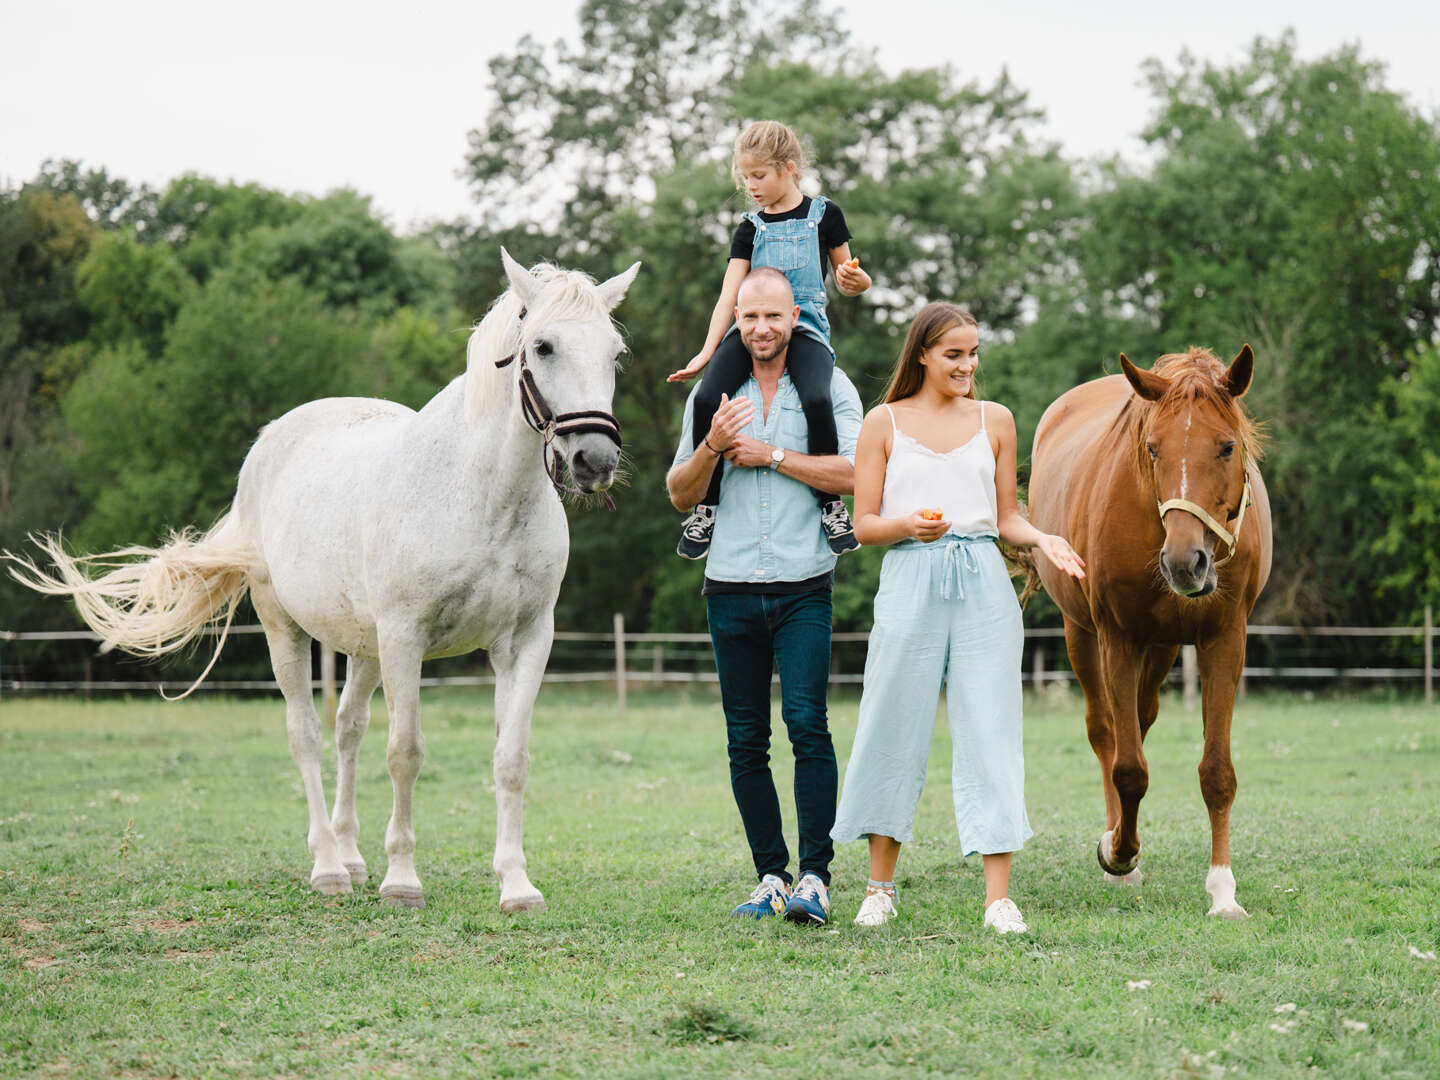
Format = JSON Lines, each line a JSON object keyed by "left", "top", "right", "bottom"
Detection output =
{"left": 534, "top": 340, "right": 553, "bottom": 357}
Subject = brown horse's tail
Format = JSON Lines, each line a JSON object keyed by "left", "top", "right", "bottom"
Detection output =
{"left": 1000, "top": 495, "right": 1045, "bottom": 610}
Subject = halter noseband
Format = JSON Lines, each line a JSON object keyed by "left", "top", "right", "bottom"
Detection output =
{"left": 1156, "top": 468, "right": 1251, "bottom": 569}
{"left": 497, "top": 308, "right": 623, "bottom": 507}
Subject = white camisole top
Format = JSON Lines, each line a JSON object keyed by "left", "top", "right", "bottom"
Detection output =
{"left": 878, "top": 402, "right": 998, "bottom": 536}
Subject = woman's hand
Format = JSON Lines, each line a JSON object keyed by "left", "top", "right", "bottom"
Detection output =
{"left": 1035, "top": 533, "right": 1086, "bottom": 579}
{"left": 667, "top": 351, "right": 713, "bottom": 383}
{"left": 908, "top": 509, "right": 950, "bottom": 543}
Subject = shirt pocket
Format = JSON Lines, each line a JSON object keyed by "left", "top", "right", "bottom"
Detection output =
{"left": 775, "top": 402, "right": 810, "bottom": 452}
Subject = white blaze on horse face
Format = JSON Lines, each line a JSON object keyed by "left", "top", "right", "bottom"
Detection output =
{"left": 1179, "top": 410, "right": 1192, "bottom": 499}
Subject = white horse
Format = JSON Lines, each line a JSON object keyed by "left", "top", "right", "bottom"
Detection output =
{"left": 8, "top": 249, "right": 640, "bottom": 912}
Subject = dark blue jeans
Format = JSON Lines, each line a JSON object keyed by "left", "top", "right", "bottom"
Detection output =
{"left": 706, "top": 590, "right": 837, "bottom": 886}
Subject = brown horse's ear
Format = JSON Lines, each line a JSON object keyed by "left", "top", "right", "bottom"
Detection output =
{"left": 1120, "top": 353, "right": 1168, "bottom": 401}
{"left": 1225, "top": 344, "right": 1254, "bottom": 398}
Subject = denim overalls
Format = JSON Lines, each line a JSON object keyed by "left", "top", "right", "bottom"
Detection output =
{"left": 740, "top": 195, "right": 835, "bottom": 354}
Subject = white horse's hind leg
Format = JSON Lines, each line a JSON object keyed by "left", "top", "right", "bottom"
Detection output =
{"left": 488, "top": 622, "right": 550, "bottom": 914}
{"left": 254, "top": 585, "right": 349, "bottom": 896}
{"left": 376, "top": 632, "right": 426, "bottom": 908}
{"left": 331, "top": 655, "right": 381, "bottom": 885}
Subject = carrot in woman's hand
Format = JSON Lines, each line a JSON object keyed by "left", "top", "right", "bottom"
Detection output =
{"left": 921, "top": 508, "right": 943, "bottom": 521}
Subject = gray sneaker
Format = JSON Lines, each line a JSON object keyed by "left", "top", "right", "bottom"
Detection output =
{"left": 677, "top": 504, "right": 716, "bottom": 559}
{"left": 820, "top": 500, "right": 858, "bottom": 555}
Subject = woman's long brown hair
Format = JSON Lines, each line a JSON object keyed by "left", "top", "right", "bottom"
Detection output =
{"left": 880, "top": 302, "right": 979, "bottom": 404}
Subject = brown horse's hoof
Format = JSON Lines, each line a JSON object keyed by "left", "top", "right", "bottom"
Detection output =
{"left": 311, "top": 872, "right": 353, "bottom": 896}
{"left": 1096, "top": 831, "right": 1139, "bottom": 876}
{"left": 380, "top": 884, "right": 426, "bottom": 909}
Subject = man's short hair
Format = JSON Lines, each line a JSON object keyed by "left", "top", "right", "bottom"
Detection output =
{"left": 737, "top": 265, "right": 793, "bottom": 303}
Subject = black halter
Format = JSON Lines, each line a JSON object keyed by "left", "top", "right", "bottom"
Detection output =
{"left": 496, "top": 308, "right": 622, "bottom": 508}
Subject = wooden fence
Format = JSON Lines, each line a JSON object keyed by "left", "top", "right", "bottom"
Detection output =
{"left": 2, "top": 607, "right": 1434, "bottom": 713}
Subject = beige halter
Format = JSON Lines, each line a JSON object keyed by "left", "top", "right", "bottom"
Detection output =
{"left": 1156, "top": 471, "right": 1252, "bottom": 569}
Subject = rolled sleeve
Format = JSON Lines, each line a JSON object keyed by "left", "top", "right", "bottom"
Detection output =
{"left": 831, "top": 369, "right": 862, "bottom": 464}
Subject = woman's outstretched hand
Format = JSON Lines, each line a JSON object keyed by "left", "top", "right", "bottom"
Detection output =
{"left": 1036, "top": 534, "right": 1086, "bottom": 579}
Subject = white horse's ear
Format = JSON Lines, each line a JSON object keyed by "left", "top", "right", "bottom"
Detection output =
{"left": 596, "top": 261, "right": 641, "bottom": 312}
{"left": 500, "top": 247, "right": 539, "bottom": 309}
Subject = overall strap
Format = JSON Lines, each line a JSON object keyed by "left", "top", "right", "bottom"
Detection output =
{"left": 805, "top": 194, "right": 827, "bottom": 223}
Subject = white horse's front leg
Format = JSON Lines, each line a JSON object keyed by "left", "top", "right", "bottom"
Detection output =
{"left": 489, "top": 621, "right": 551, "bottom": 914}
{"left": 331, "top": 655, "right": 381, "bottom": 886}
{"left": 376, "top": 632, "right": 427, "bottom": 908}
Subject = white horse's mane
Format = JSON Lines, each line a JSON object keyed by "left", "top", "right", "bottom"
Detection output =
{"left": 464, "top": 263, "right": 621, "bottom": 422}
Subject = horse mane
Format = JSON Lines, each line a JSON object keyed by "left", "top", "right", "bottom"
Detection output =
{"left": 464, "top": 263, "right": 620, "bottom": 422}
{"left": 1128, "top": 347, "right": 1264, "bottom": 472}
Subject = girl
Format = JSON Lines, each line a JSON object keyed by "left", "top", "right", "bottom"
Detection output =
{"left": 668, "top": 120, "right": 871, "bottom": 559}
{"left": 829, "top": 303, "right": 1085, "bottom": 934}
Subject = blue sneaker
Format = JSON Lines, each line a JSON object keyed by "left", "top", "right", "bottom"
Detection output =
{"left": 783, "top": 873, "right": 831, "bottom": 925}
{"left": 731, "top": 874, "right": 791, "bottom": 919}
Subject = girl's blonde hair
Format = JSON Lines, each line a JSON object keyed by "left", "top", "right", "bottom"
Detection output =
{"left": 731, "top": 121, "right": 808, "bottom": 186}
{"left": 881, "top": 303, "right": 980, "bottom": 404}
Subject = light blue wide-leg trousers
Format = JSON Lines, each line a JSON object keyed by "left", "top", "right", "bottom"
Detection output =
{"left": 831, "top": 535, "right": 1032, "bottom": 855}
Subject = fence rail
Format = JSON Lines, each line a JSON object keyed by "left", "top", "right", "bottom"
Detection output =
{"left": 2, "top": 607, "right": 1434, "bottom": 709}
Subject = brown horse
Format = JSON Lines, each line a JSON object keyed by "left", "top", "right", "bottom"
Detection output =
{"left": 1028, "top": 345, "right": 1272, "bottom": 918}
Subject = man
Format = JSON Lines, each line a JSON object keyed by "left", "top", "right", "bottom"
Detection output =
{"left": 667, "top": 266, "right": 863, "bottom": 925}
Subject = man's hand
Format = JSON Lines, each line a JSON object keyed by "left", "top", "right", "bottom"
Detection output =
{"left": 723, "top": 433, "right": 775, "bottom": 469}
{"left": 705, "top": 393, "right": 754, "bottom": 454}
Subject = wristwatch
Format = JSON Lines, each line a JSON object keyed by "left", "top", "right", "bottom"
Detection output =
{"left": 769, "top": 446, "right": 786, "bottom": 469}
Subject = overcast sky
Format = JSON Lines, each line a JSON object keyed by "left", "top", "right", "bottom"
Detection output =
{"left": 2, "top": 0, "right": 1436, "bottom": 231}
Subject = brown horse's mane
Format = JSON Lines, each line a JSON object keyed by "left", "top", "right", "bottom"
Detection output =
{"left": 1121, "top": 347, "right": 1264, "bottom": 473}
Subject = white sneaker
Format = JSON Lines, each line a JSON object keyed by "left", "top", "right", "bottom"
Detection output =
{"left": 983, "top": 897, "right": 1028, "bottom": 935}
{"left": 853, "top": 890, "right": 898, "bottom": 927}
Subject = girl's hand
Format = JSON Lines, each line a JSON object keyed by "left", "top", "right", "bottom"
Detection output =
{"left": 909, "top": 509, "right": 949, "bottom": 543}
{"left": 835, "top": 259, "right": 871, "bottom": 296}
{"left": 668, "top": 351, "right": 713, "bottom": 383}
{"left": 1036, "top": 533, "right": 1086, "bottom": 579}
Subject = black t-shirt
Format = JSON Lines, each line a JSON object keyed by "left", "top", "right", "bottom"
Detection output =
{"left": 728, "top": 196, "right": 852, "bottom": 280}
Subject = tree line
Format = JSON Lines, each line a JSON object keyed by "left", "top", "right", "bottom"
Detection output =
{"left": 3, "top": 1, "right": 1438, "bottom": 683}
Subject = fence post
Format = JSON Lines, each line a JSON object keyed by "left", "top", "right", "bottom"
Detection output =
{"left": 321, "top": 648, "right": 337, "bottom": 727}
{"left": 1181, "top": 645, "right": 1199, "bottom": 711}
{"left": 1426, "top": 604, "right": 1433, "bottom": 707}
{"left": 1031, "top": 646, "right": 1046, "bottom": 691}
{"left": 653, "top": 642, "right": 664, "bottom": 678}
{"left": 614, "top": 612, "right": 626, "bottom": 713}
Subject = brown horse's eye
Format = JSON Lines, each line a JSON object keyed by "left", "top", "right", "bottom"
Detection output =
{"left": 1146, "top": 443, "right": 1158, "bottom": 460}
{"left": 1218, "top": 442, "right": 1235, "bottom": 459}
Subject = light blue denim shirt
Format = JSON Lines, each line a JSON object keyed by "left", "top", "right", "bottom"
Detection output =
{"left": 672, "top": 366, "right": 863, "bottom": 585}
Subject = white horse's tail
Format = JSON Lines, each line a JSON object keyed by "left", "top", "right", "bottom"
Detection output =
{"left": 6, "top": 517, "right": 260, "bottom": 699}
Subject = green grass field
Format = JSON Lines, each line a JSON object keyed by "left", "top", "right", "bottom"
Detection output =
{"left": 2, "top": 688, "right": 1438, "bottom": 1078}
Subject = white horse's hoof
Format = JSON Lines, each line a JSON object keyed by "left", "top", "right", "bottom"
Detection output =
{"left": 1207, "top": 904, "right": 1249, "bottom": 920}
{"left": 500, "top": 892, "right": 546, "bottom": 914}
{"left": 311, "top": 872, "right": 353, "bottom": 896}
{"left": 1104, "top": 866, "right": 1144, "bottom": 886}
{"left": 380, "top": 884, "right": 426, "bottom": 909}
{"left": 345, "top": 861, "right": 368, "bottom": 886}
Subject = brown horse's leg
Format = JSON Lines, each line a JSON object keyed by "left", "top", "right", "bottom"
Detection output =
{"left": 1197, "top": 627, "right": 1248, "bottom": 919}
{"left": 1096, "top": 632, "right": 1146, "bottom": 875}
{"left": 1065, "top": 622, "right": 1118, "bottom": 831}
{"left": 1139, "top": 646, "right": 1179, "bottom": 741}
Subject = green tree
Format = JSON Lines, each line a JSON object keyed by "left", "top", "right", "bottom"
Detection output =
{"left": 459, "top": 0, "right": 1076, "bottom": 632}
{"left": 1372, "top": 344, "right": 1440, "bottom": 621}
{"left": 1029, "top": 33, "right": 1440, "bottom": 624}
